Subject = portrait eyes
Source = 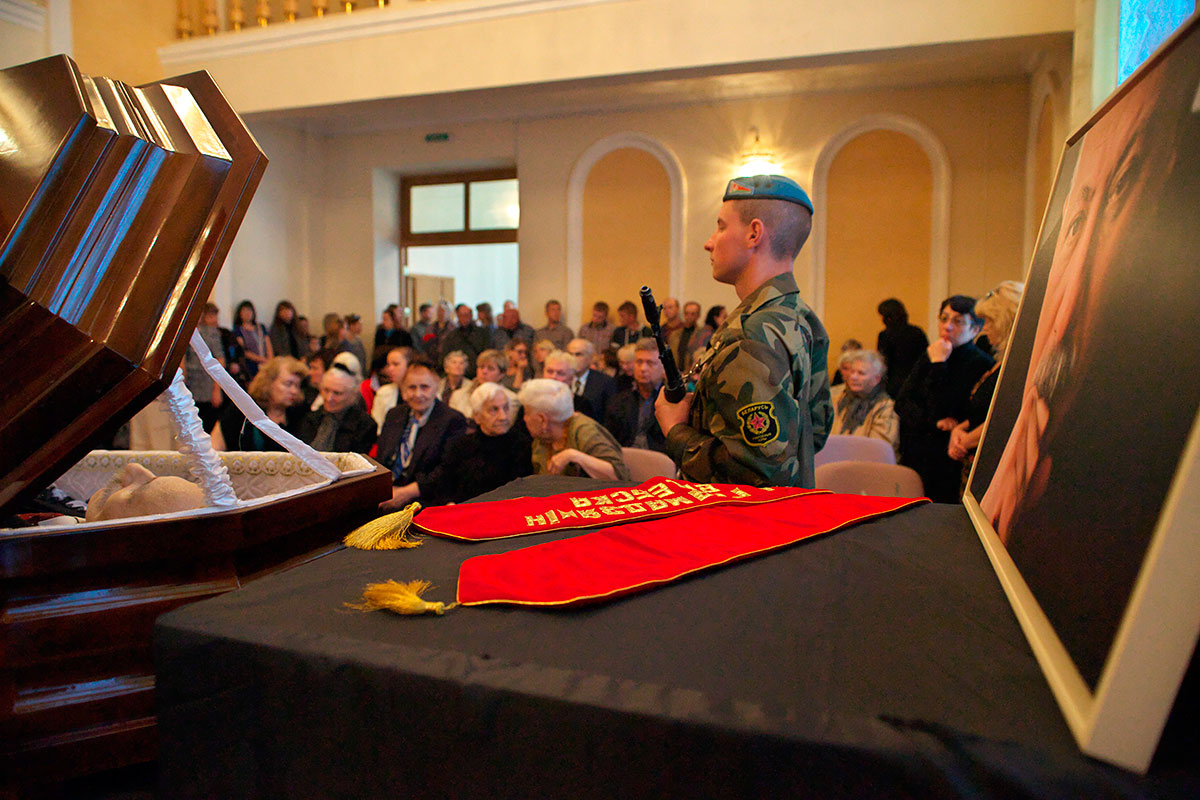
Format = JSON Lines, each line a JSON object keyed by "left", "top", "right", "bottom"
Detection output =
{"left": 1107, "top": 150, "right": 1145, "bottom": 214}
{"left": 1066, "top": 208, "right": 1088, "bottom": 240}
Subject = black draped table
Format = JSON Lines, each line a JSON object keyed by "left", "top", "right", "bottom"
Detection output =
{"left": 154, "top": 477, "right": 1195, "bottom": 799}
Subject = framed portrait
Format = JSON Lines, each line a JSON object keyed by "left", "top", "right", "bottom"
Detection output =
{"left": 963, "top": 13, "right": 1200, "bottom": 773}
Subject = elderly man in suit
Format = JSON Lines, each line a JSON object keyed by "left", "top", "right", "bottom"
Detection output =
{"left": 566, "top": 338, "right": 617, "bottom": 421}
{"left": 377, "top": 361, "right": 468, "bottom": 510}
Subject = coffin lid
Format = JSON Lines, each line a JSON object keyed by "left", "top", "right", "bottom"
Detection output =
{"left": 0, "top": 55, "right": 267, "bottom": 519}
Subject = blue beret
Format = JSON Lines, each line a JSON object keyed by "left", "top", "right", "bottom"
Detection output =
{"left": 724, "top": 174, "right": 813, "bottom": 213}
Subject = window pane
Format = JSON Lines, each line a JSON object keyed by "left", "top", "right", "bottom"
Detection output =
{"left": 469, "top": 179, "right": 520, "bottom": 230}
{"left": 411, "top": 183, "right": 465, "bottom": 233}
{"left": 1118, "top": 0, "right": 1195, "bottom": 83}
{"left": 406, "top": 243, "right": 519, "bottom": 311}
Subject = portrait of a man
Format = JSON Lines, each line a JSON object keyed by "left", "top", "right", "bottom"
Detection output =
{"left": 973, "top": 26, "right": 1200, "bottom": 689}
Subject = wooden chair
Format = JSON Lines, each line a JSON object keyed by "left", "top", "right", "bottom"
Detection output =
{"left": 621, "top": 447, "right": 677, "bottom": 481}
{"left": 815, "top": 461, "right": 925, "bottom": 498}
{"left": 814, "top": 434, "right": 897, "bottom": 468}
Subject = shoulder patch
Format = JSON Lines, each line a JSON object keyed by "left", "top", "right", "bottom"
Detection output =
{"left": 736, "top": 402, "right": 780, "bottom": 446}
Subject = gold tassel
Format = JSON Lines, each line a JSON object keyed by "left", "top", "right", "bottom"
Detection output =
{"left": 344, "top": 502, "right": 423, "bottom": 550}
{"left": 345, "top": 579, "right": 454, "bottom": 616}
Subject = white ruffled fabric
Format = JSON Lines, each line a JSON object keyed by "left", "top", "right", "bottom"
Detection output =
{"left": 158, "top": 368, "right": 239, "bottom": 507}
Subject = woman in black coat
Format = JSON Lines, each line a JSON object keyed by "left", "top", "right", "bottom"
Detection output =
{"left": 895, "top": 295, "right": 994, "bottom": 503}
{"left": 421, "top": 382, "right": 532, "bottom": 505}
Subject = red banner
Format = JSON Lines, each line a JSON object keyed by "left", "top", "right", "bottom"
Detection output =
{"left": 457, "top": 492, "right": 928, "bottom": 607}
{"left": 415, "top": 478, "right": 825, "bottom": 541}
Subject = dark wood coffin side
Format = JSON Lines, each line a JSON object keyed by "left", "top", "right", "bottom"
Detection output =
{"left": 0, "top": 463, "right": 392, "bottom": 793}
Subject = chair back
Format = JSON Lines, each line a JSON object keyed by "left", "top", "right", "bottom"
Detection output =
{"left": 621, "top": 447, "right": 677, "bottom": 482}
{"left": 815, "top": 461, "right": 924, "bottom": 498}
{"left": 814, "top": 434, "right": 896, "bottom": 467}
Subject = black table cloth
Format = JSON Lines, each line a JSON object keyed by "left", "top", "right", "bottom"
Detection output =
{"left": 154, "top": 477, "right": 1195, "bottom": 799}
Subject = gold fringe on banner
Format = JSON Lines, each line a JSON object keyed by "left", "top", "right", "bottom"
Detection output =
{"left": 344, "top": 502, "right": 423, "bottom": 550}
{"left": 345, "top": 579, "right": 454, "bottom": 616}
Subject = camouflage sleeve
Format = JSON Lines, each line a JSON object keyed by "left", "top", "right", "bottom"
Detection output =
{"left": 665, "top": 330, "right": 802, "bottom": 487}
{"left": 807, "top": 337, "right": 832, "bottom": 453}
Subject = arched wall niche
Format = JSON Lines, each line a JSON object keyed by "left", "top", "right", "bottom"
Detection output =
{"left": 811, "top": 114, "right": 951, "bottom": 337}
{"left": 566, "top": 133, "right": 685, "bottom": 329}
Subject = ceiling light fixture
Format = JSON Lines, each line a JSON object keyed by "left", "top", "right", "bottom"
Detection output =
{"left": 738, "top": 126, "right": 781, "bottom": 177}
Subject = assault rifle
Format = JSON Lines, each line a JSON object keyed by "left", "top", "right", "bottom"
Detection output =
{"left": 639, "top": 286, "right": 687, "bottom": 402}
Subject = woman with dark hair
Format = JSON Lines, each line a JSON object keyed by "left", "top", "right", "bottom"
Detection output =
{"left": 692, "top": 305, "right": 726, "bottom": 355}
{"left": 948, "top": 281, "right": 1025, "bottom": 470}
{"left": 895, "top": 295, "right": 994, "bottom": 503}
{"left": 374, "top": 305, "right": 414, "bottom": 349}
{"left": 876, "top": 297, "right": 929, "bottom": 398}
{"left": 234, "top": 300, "right": 273, "bottom": 381}
{"left": 269, "top": 300, "right": 304, "bottom": 359}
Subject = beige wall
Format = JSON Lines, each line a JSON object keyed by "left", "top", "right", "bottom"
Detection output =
{"left": 71, "top": 0, "right": 172, "bottom": 84}
{"left": 824, "top": 130, "right": 932, "bottom": 363}
{"left": 224, "top": 74, "right": 1032, "bottom": 339}
{"left": 581, "top": 148, "right": 670, "bottom": 324}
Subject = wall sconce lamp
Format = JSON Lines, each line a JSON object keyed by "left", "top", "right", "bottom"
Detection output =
{"left": 738, "top": 127, "right": 782, "bottom": 177}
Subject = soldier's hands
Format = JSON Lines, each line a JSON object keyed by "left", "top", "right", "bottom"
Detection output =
{"left": 654, "top": 386, "right": 693, "bottom": 436}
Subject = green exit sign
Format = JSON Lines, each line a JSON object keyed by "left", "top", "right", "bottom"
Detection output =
{"left": 424, "top": 132, "right": 450, "bottom": 143}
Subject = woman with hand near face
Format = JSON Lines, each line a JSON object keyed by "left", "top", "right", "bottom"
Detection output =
{"left": 895, "top": 295, "right": 994, "bottom": 502}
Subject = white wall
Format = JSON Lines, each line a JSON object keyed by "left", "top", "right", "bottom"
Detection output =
{"left": 1, "top": 1, "right": 48, "bottom": 69}
{"left": 215, "top": 120, "right": 320, "bottom": 325}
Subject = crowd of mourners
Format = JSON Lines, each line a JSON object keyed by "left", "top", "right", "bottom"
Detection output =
{"left": 182, "top": 282, "right": 1023, "bottom": 508}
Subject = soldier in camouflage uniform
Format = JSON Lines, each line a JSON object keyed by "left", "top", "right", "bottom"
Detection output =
{"left": 655, "top": 175, "right": 832, "bottom": 488}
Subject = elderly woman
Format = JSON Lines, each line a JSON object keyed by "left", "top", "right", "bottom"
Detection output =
{"left": 948, "top": 281, "right": 1025, "bottom": 466}
{"left": 440, "top": 350, "right": 473, "bottom": 413}
{"left": 518, "top": 379, "right": 631, "bottom": 480}
{"left": 421, "top": 382, "right": 534, "bottom": 504}
{"left": 212, "top": 356, "right": 307, "bottom": 451}
{"left": 830, "top": 350, "right": 899, "bottom": 453}
{"left": 896, "top": 295, "right": 995, "bottom": 502}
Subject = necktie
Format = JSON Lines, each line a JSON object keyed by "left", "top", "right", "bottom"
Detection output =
{"left": 572, "top": 377, "right": 582, "bottom": 396}
{"left": 394, "top": 415, "right": 418, "bottom": 480}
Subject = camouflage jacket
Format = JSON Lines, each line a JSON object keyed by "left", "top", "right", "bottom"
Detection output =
{"left": 664, "top": 272, "right": 831, "bottom": 488}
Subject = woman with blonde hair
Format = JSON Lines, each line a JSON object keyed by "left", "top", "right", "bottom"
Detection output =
{"left": 212, "top": 356, "right": 308, "bottom": 451}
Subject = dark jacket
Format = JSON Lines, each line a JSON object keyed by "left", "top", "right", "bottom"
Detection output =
{"left": 298, "top": 403, "right": 377, "bottom": 454}
{"left": 439, "top": 324, "right": 493, "bottom": 378}
{"left": 376, "top": 400, "right": 468, "bottom": 496}
{"left": 878, "top": 323, "right": 930, "bottom": 399}
{"left": 420, "top": 424, "right": 533, "bottom": 505}
{"left": 895, "top": 342, "right": 994, "bottom": 503}
{"left": 577, "top": 369, "right": 617, "bottom": 422}
{"left": 604, "top": 386, "right": 667, "bottom": 453}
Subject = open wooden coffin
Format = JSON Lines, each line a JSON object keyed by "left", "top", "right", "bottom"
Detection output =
{"left": 0, "top": 56, "right": 391, "bottom": 791}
